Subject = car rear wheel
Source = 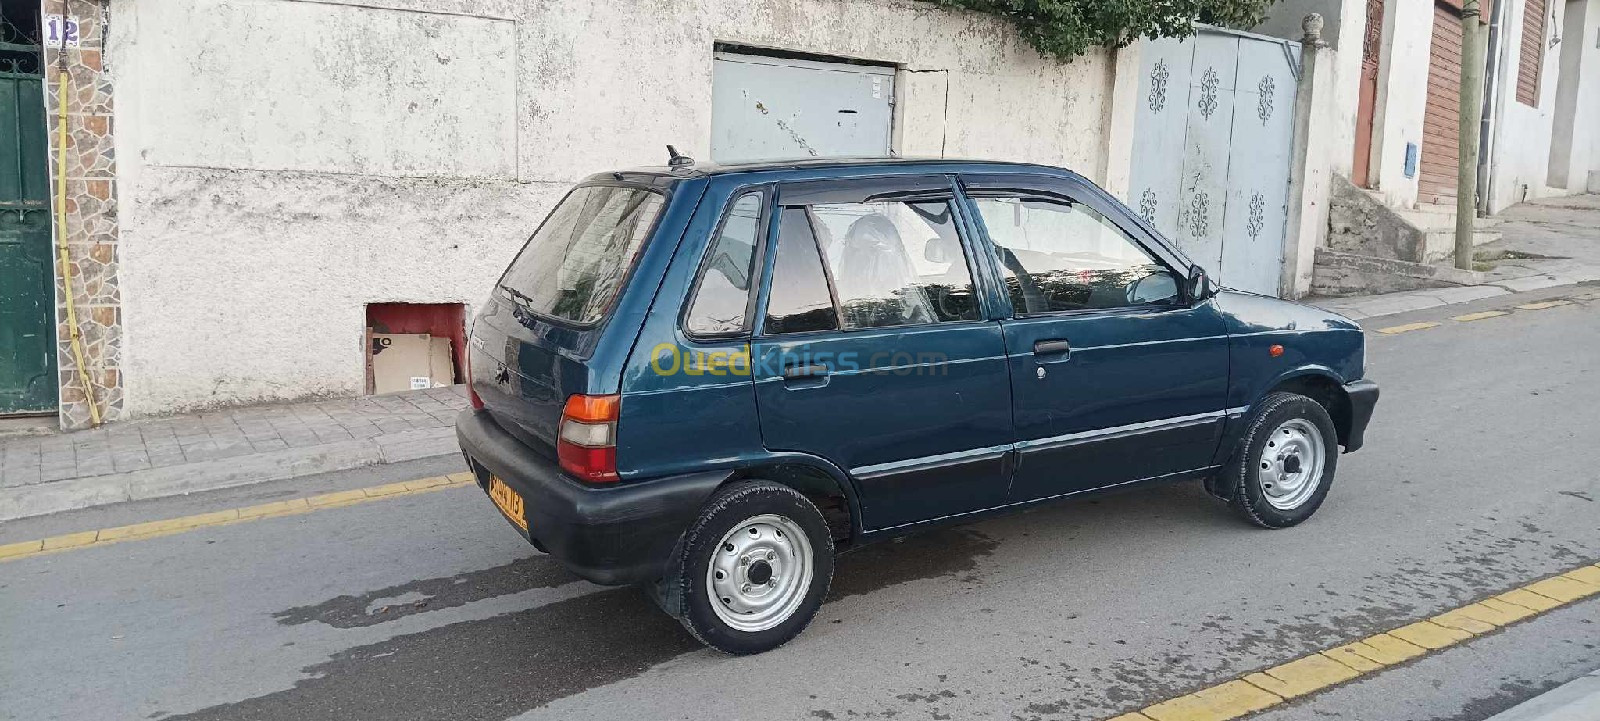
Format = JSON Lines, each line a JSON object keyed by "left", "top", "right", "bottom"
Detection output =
{"left": 654, "top": 480, "right": 834, "bottom": 654}
{"left": 1222, "top": 392, "right": 1339, "bottom": 528}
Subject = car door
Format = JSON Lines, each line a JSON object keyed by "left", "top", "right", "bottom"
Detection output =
{"left": 749, "top": 175, "right": 1013, "bottom": 530}
{"left": 960, "top": 174, "right": 1231, "bottom": 503}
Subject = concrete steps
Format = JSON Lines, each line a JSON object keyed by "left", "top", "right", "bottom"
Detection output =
{"left": 1422, "top": 229, "right": 1504, "bottom": 263}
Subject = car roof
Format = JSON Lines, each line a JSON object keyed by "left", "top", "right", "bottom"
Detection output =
{"left": 592, "top": 156, "right": 1087, "bottom": 186}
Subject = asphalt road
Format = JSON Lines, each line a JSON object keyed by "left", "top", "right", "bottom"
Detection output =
{"left": 3, "top": 286, "right": 1598, "bottom": 721}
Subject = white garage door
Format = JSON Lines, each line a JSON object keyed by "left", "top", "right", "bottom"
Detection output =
{"left": 1129, "top": 29, "right": 1301, "bottom": 296}
{"left": 710, "top": 52, "right": 894, "bottom": 163}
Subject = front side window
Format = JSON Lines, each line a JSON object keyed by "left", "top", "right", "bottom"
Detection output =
{"left": 807, "top": 200, "right": 980, "bottom": 329}
{"left": 972, "top": 196, "right": 1179, "bottom": 314}
{"left": 497, "top": 185, "right": 665, "bottom": 325}
{"left": 685, "top": 192, "right": 765, "bottom": 336}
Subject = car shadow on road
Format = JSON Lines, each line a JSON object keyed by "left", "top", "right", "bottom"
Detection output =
{"left": 170, "top": 483, "right": 1216, "bottom": 720}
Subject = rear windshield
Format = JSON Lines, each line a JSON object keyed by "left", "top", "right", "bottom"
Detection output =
{"left": 497, "top": 185, "right": 666, "bottom": 325}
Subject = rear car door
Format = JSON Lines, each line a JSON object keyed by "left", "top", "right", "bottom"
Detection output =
{"left": 749, "top": 175, "right": 1012, "bottom": 530}
{"left": 961, "top": 174, "right": 1231, "bottom": 503}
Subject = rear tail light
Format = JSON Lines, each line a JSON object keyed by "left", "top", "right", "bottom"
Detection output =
{"left": 465, "top": 350, "right": 485, "bottom": 409}
{"left": 557, "top": 394, "right": 620, "bottom": 482}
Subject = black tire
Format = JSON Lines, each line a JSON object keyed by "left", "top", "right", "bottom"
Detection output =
{"left": 1222, "top": 392, "right": 1339, "bottom": 528}
{"left": 655, "top": 480, "right": 834, "bottom": 655}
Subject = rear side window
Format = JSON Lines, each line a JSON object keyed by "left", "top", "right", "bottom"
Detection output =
{"left": 808, "top": 200, "right": 980, "bottom": 328}
{"left": 497, "top": 185, "right": 665, "bottom": 325}
{"left": 763, "top": 208, "right": 839, "bottom": 335}
{"left": 685, "top": 192, "right": 765, "bottom": 336}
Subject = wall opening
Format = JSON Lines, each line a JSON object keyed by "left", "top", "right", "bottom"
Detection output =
{"left": 365, "top": 303, "right": 465, "bottom": 395}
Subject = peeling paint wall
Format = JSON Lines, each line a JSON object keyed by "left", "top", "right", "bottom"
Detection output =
{"left": 107, "top": 0, "right": 1113, "bottom": 416}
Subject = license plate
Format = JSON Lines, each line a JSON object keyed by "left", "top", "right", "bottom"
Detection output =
{"left": 488, "top": 476, "right": 527, "bottom": 532}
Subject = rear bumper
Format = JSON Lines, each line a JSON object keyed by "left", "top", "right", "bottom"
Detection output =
{"left": 1342, "top": 379, "right": 1379, "bottom": 452}
{"left": 455, "top": 409, "right": 727, "bottom": 586}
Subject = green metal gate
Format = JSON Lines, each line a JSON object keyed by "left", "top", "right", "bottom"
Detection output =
{"left": 0, "top": 18, "right": 56, "bottom": 415}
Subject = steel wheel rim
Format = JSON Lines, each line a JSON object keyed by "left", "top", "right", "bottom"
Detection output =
{"left": 1257, "top": 418, "right": 1326, "bottom": 510}
{"left": 706, "top": 513, "right": 813, "bottom": 632}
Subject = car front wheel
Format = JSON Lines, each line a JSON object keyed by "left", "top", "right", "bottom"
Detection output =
{"left": 1223, "top": 392, "right": 1339, "bottom": 528}
{"left": 654, "top": 480, "right": 834, "bottom": 654}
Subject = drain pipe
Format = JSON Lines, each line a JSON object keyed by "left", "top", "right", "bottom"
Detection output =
{"left": 52, "top": 11, "right": 102, "bottom": 428}
{"left": 1477, "top": 0, "right": 1508, "bottom": 215}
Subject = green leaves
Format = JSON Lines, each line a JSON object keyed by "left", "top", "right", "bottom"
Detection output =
{"left": 924, "top": 0, "right": 1275, "bottom": 60}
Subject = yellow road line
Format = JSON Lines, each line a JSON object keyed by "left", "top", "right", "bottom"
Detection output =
{"left": 1375, "top": 321, "right": 1440, "bottom": 335}
{"left": 0, "top": 473, "right": 475, "bottom": 564}
{"left": 1516, "top": 299, "right": 1574, "bottom": 310}
{"left": 1099, "top": 561, "right": 1600, "bottom": 721}
{"left": 1451, "top": 310, "right": 1509, "bottom": 322}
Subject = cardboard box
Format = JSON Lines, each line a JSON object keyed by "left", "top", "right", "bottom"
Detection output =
{"left": 427, "top": 337, "right": 455, "bottom": 387}
{"left": 371, "top": 333, "right": 434, "bottom": 394}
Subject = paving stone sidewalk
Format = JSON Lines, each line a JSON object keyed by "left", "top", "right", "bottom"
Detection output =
{"left": 0, "top": 386, "right": 468, "bottom": 521}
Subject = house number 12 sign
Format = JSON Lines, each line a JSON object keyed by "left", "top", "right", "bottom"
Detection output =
{"left": 45, "top": 15, "right": 81, "bottom": 48}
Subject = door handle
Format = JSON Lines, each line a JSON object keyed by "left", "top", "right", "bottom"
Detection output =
{"left": 781, "top": 364, "right": 830, "bottom": 380}
{"left": 1033, "top": 339, "right": 1072, "bottom": 356}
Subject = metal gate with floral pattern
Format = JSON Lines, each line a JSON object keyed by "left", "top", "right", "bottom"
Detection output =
{"left": 1130, "top": 27, "right": 1301, "bottom": 296}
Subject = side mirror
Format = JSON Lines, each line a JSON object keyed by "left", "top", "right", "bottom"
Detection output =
{"left": 1127, "top": 270, "right": 1180, "bottom": 305}
{"left": 924, "top": 237, "right": 953, "bottom": 264}
{"left": 1186, "top": 266, "right": 1216, "bottom": 303}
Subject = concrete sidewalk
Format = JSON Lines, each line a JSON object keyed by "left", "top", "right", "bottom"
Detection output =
{"left": 1311, "top": 194, "right": 1600, "bottom": 320}
{"left": 1483, "top": 669, "right": 1600, "bottom": 721}
{"left": 0, "top": 386, "right": 467, "bottom": 521}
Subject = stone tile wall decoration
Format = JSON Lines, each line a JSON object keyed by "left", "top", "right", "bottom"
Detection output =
{"left": 43, "top": 0, "right": 121, "bottom": 430}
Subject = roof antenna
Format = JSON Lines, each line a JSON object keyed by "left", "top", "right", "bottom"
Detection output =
{"left": 666, "top": 145, "right": 695, "bottom": 169}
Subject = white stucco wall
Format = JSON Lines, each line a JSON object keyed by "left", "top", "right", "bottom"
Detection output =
{"left": 1544, "top": 0, "right": 1600, "bottom": 194}
{"left": 1367, "top": 0, "right": 1435, "bottom": 208}
{"left": 109, "top": 0, "right": 1114, "bottom": 415}
{"left": 1485, "top": 0, "right": 1567, "bottom": 213}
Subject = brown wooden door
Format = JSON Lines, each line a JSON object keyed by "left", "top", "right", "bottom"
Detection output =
{"left": 1419, "top": 2, "right": 1464, "bottom": 204}
{"left": 1352, "top": 0, "right": 1384, "bottom": 187}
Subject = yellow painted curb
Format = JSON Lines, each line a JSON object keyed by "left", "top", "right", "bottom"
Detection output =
{"left": 1343, "top": 633, "right": 1427, "bottom": 665}
{"left": 1143, "top": 679, "right": 1281, "bottom": 721}
{"left": 1562, "top": 565, "right": 1600, "bottom": 587}
{"left": 1516, "top": 300, "right": 1573, "bottom": 310}
{"left": 307, "top": 488, "right": 372, "bottom": 508}
{"left": 0, "top": 539, "right": 45, "bottom": 560}
{"left": 1523, "top": 576, "right": 1599, "bottom": 603}
{"left": 0, "top": 475, "right": 472, "bottom": 564}
{"left": 1388, "top": 620, "right": 1472, "bottom": 649}
{"left": 1431, "top": 605, "right": 1504, "bottom": 635}
{"left": 1496, "top": 588, "right": 1563, "bottom": 612}
{"left": 1319, "top": 644, "right": 1384, "bottom": 673}
{"left": 1100, "top": 562, "right": 1600, "bottom": 721}
{"left": 1375, "top": 322, "right": 1439, "bottom": 335}
{"left": 1243, "top": 653, "right": 1360, "bottom": 699}
{"left": 1451, "top": 310, "right": 1509, "bottom": 322}
{"left": 40, "top": 530, "right": 99, "bottom": 551}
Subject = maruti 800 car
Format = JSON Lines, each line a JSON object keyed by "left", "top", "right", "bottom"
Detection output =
{"left": 456, "top": 155, "right": 1378, "bottom": 655}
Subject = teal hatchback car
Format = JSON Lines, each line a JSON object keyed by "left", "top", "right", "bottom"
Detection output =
{"left": 456, "top": 154, "right": 1378, "bottom": 654}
